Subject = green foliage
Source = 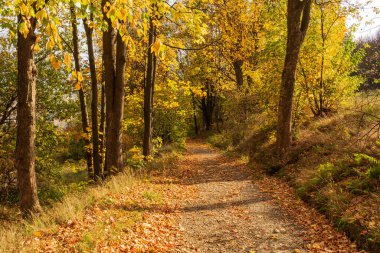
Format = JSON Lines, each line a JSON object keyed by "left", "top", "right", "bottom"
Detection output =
{"left": 316, "top": 162, "right": 336, "bottom": 184}
{"left": 208, "top": 133, "right": 232, "bottom": 150}
{"left": 368, "top": 165, "right": 380, "bottom": 179}
{"left": 126, "top": 146, "right": 146, "bottom": 169}
{"left": 354, "top": 153, "right": 380, "bottom": 166}
{"left": 344, "top": 153, "right": 380, "bottom": 195}
{"left": 297, "top": 161, "right": 353, "bottom": 199}
{"left": 66, "top": 138, "right": 86, "bottom": 161}
{"left": 314, "top": 185, "right": 348, "bottom": 218}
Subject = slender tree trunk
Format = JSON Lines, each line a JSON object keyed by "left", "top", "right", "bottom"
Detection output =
{"left": 318, "top": 5, "right": 326, "bottom": 117}
{"left": 70, "top": 2, "right": 93, "bottom": 177}
{"left": 16, "top": 13, "right": 41, "bottom": 216}
{"left": 99, "top": 78, "right": 105, "bottom": 168}
{"left": 102, "top": 0, "right": 115, "bottom": 175}
{"left": 276, "top": 0, "right": 312, "bottom": 155}
{"left": 201, "top": 81, "right": 214, "bottom": 131}
{"left": 143, "top": 18, "right": 156, "bottom": 157}
{"left": 215, "top": 97, "right": 222, "bottom": 133}
{"left": 201, "top": 99, "right": 212, "bottom": 131}
{"left": 192, "top": 93, "right": 199, "bottom": 135}
{"left": 83, "top": 16, "right": 101, "bottom": 180}
{"left": 233, "top": 60, "right": 244, "bottom": 88}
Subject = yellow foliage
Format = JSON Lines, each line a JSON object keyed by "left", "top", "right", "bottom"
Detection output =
{"left": 49, "top": 54, "right": 62, "bottom": 70}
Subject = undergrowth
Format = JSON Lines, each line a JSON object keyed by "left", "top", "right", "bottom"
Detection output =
{"left": 0, "top": 146, "right": 181, "bottom": 253}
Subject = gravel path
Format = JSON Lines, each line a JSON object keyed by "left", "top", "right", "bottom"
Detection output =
{"left": 176, "top": 141, "right": 307, "bottom": 252}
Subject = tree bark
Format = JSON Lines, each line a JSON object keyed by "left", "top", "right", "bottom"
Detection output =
{"left": 276, "top": 0, "right": 312, "bottom": 155}
{"left": 99, "top": 78, "right": 105, "bottom": 168}
{"left": 70, "top": 2, "right": 93, "bottom": 177}
{"left": 102, "top": 0, "right": 126, "bottom": 174}
{"left": 16, "top": 13, "right": 41, "bottom": 216}
{"left": 102, "top": 0, "right": 115, "bottom": 175}
{"left": 109, "top": 33, "right": 126, "bottom": 171}
{"left": 143, "top": 18, "right": 156, "bottom": 157}
{"left": 233, "top": 60, "right": 244, "bottom": 88}
{"left": 83, "top": 15, "right": 101, "bottom": 180}
{"left": 192, "top": 93, "right": 199, "bottom": 135}
{"left": 201, "top": 81, "right": 214, "bottom": 131}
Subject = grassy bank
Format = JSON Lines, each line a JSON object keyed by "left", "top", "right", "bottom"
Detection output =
{"left": 0, "top": 147, "right": 181, "bottom": 252}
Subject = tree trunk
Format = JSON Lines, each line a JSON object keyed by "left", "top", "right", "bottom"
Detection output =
{"left": 102, "top": 1, "right": 126, "bottom": 174}
{"left": 16, "top": 13, "right": 41, "bottom": 216}
{"left": 110, "top": 33, "right": 126, "bottom": 170}
{"left": 143, "top": 18, "right": 156, "bottom": 157}
{"left": 70, "top": 2, "right": 93, "bottom": 177}
{"left": 192, "top": 93, "right": 199, "bottom": 135}
{"left": 318, "top": 4, "right": 326, "bottom": 117}
{"left": 102, "top": 0, "right": 115, "bottom": 175}
{"left": 99, "top": 78, "right": 105, "bottom": 168}
{"left": 83, "top": 16, "right": 101, "bottom": 180}
{"left": 276, "top": 0, "right": 312, "bottom": 155}
{"left": 201, "top": 81, "right": 214, "bottom": 131}
{"left": 233, "top": 60, "right": 244, "bottom": 88}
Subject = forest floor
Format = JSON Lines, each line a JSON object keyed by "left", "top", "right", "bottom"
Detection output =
{"left": 27, "top": 140, "right": 366, "bottom": 252}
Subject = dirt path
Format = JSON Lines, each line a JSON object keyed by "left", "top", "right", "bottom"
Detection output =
{"left": 30, "top": 140, "right": 364, "bottom": 252}
{"left": 174, "top": 141, "right": 306, "bottom": 252}
{"left": 172, "top": 141, "right": 363, "bottom": 253}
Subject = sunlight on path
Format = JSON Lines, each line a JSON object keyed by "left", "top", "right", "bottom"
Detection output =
{"left": 176, "top": 141, "right": 307, "bottom": 253}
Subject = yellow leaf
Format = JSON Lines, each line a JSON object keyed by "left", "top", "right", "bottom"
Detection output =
{"left": 46, "top": 37, "right": 55, "bottom": 50}
{"left": 75, "top": 82, "right": 82, "bottom": 90}
{"left": 19, "top": 21, "right": 29, "bottom": 38}
{"left": 151, "top": 39, "right": 161, "bottom": 56}
{"left": 33, "top": 44, "right": 41, "bottom": 52}
{"left": 77, "top": 72, "right": 83, "bottom": 82}
{"left": 19, "top": 3, "right": 29, "bottom": 16}
{"left": 64, "top": 53, "right": 72, "bottom": 71}
{"left": 71, "top": 71, "right": 77, "bottom": 81}
{"left": 35, "top": 9, "right": 47, "bottom": 20}
{"left": 33, "top": 231, "right": 42, "bottom": 237}
{"left": 119, "top": 8, "right": 128, "bottom": 21}
{"left": 49, "top": 54, "right": 62, "bottom": 70}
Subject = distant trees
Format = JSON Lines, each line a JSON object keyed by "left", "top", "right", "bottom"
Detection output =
{"left": 215, "top": 0, "right": 264, "bottom": 89}
{"left": 357, "top": 32, "right": 380, "bottom": 90}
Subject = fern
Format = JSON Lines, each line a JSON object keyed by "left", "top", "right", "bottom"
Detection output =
{"left": 354, "top": 153, "right": 380, "bottom": 165}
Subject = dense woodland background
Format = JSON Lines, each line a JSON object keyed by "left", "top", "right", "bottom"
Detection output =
{"left": 1, "top": 0, "right": 380, "bottom": 251}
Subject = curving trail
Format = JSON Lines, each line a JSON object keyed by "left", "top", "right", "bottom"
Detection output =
{"left": 30, "top": 140, "right": 364, "bottom": 252}
{"left": 175, "top": 141, "right": 306, "bottom": 252}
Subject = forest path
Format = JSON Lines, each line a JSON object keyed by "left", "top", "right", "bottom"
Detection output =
{"left": 173, "top": 140, "right": 363, "bottom": 253}
{"left": 31, "top": 140, "right": 363, "bottom": 252}
{"left": 175, "top": 140, "right": 306, "bottom": 252}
